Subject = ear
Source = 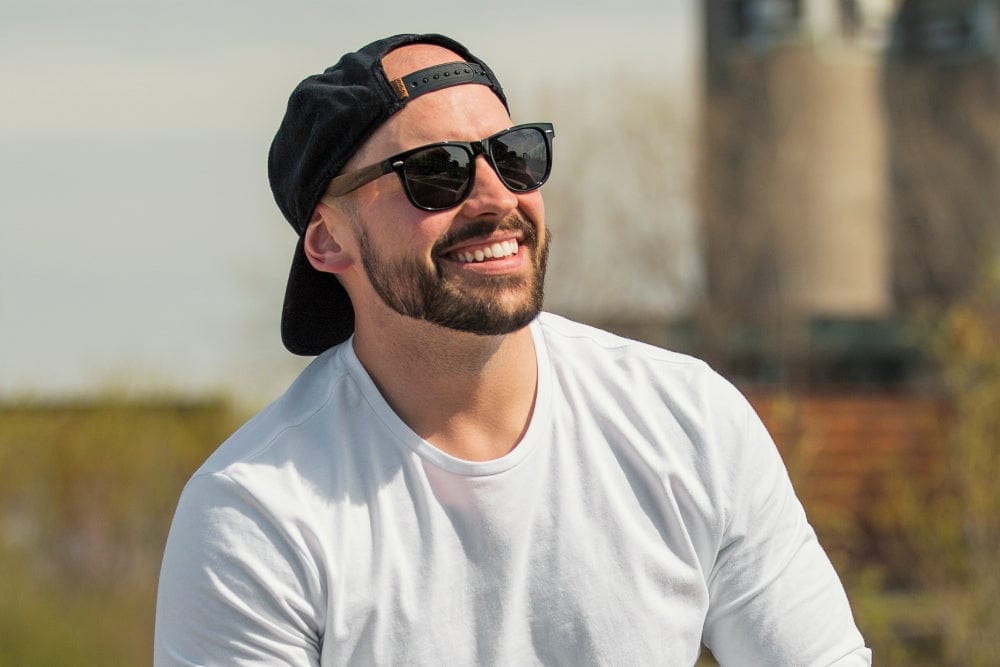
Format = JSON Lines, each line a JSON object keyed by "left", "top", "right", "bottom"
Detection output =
{"left": 303, "top": 206, "right": 353, "bottom": 274}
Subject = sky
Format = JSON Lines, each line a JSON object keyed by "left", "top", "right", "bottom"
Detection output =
{"left": 0, "top": 0, "right": 699, "bottom": 404}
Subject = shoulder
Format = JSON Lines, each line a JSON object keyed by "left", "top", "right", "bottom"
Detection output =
{"left": 171, "top": 341, "right": 387, "bottom": 528}
{"left": 534, "top": 314, "right": 772, "bottom": 566}
{"left": 195, "top": 343, "right": 354, "bottom": 478}
{"left": 535, "top": 312, "right": 746, "bottom": 415}
{"left": 537, "top": 312, "right": 712, "bottom": 373}
{"left": 535, "top": 313, "right": 771, "bottom": 497}
{"left": 163, "top": 340, "right": 379, "bottom": 569}
{"left": 536, "top": 312, "right": 696, "bottom": 361}
{"left": 535, "top": 313, "right": 762, "bottom": 492}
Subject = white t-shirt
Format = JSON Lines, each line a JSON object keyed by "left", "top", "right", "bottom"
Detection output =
{"left": 155, "top": 313, "right": 870, "bottom": 666}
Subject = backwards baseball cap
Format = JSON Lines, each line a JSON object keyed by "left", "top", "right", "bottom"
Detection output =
{"left": 268, "top": 33, "right": 509, "bottom": 356}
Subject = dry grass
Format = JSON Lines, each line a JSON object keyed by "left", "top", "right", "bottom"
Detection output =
{"left": 0, "top": 397, "right": 243, "bottom": 666}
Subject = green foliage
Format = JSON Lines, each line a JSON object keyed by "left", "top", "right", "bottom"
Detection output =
{"left": 827, "top": 265, "right": 1000, "bottom": 663}
{"left": 928, "top": 267, "right": 1000, "bottom": 665}
{"left": 3, "top": 293, "right": 1000, "bottom": 665}
{"left": 0, "top": 398, "right": 244, "bottom": 666}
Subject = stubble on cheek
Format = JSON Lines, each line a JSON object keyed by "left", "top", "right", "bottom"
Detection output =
{"left": 356, "top": 215, "right": 551, "bottom": 335}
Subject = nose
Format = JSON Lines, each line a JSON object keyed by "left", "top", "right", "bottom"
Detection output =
{"left": 458, "top": 154, "right": 519, "bottom": 218}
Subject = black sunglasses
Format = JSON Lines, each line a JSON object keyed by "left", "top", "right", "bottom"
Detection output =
{"left": 325, "top": 122, "right": 555, "bottom": 211}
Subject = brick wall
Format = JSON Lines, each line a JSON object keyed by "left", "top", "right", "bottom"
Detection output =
{"left": 744, "top": 389, "right": 953, "bottom": 562}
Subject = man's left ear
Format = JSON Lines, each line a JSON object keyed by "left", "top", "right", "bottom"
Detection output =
{"left": 303, "top": 209, "right": 352, "bottom": 274}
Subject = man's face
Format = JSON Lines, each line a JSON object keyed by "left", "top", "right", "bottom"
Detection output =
{"left": 355, "top": 206, "right": 551, "bottom": 337}
{"left": 339, "top": 76, "right": 551, "bottom": 338}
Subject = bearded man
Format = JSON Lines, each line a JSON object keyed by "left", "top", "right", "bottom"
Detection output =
{"left": 154, "top": 33, "right": 871, "bottom": 666}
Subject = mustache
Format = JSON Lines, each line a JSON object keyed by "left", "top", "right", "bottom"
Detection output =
{"left": 433, "top": 213, "right": 538, "bottom": 256}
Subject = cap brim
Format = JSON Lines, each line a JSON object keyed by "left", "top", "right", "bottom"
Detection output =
{"left": 281, "top": 236, "right": 355, "bottom": 355}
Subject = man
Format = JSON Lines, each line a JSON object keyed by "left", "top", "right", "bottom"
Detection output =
{"left": 154, "top": 33, "right": 871, "bottom": 665}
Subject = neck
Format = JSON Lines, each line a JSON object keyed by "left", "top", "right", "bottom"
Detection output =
{"left": 352, "top": 316, "right": 539, "bottom": 461}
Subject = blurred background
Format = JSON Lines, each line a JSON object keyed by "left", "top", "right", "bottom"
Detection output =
{"left": 2, "top": 0, "right": 999, "bottom": 663}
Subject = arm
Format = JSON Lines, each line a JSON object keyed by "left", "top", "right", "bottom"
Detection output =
{"left": 154, "top": 473, "right": 325, "bottom": 667}
{"left": 702, "top": 396, "right": 871, "bottom": 666}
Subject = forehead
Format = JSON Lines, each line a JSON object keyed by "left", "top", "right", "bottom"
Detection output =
{"left": 381, "top": 43, "right": 463, "bottom": 81}
{"left": 346, "top": 45, "right": 512, "bottom": 167}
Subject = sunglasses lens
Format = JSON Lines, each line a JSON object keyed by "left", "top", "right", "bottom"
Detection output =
{"left": 397, "top": 125, "right": 552, "bottom": 210}
{"left": 491, "top": 127, "right": 551, "bottom": 192}
{"left": 402, "top": 145, "right": 472, "bottom": 210}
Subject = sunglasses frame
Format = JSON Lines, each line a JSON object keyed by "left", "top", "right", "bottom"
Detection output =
{"left": 324, "top": 122, "right": 555, "bottom": 211}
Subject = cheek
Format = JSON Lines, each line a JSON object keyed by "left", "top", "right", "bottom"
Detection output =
{"left": 520, "top": 191, "right": 546, "bottom": 231}
{"left": 362, "top": 204, "right": 449, "bottom": 261}
{"left": 355, "top": 189, "right": 429, "bottom": 246}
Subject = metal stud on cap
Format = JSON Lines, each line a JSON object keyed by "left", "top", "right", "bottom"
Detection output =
{"left": 390, "top": 61, "right": 497, "bottom": 101}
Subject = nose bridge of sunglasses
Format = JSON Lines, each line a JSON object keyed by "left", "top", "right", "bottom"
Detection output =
{"left": 473, "top": 147, "right": 513, "bottom": 188}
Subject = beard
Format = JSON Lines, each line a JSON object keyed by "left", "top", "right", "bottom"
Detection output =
{"left": 355, "top": 213, "right": 550, "bottom": 336}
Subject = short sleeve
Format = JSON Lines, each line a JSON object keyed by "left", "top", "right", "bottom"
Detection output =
{"left": 702, "top": 396, "right": 871, "bottom": 665}
{"left": 154, "top": 472, "right": 325, "bottom": 666}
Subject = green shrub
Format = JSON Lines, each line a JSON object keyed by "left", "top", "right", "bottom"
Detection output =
{"left": 0, "top": 397, "right": 244, "bottom": 666}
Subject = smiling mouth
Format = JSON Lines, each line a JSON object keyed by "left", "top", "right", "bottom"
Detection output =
{"left": 449, "top": 239, "right": 519, "bottom": 264}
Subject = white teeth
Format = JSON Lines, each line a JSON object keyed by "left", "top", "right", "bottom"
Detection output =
{"left": 454, "top": 239, "right": 520, "bottom": 263}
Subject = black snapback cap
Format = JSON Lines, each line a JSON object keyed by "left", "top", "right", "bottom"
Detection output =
{"left": 267, "top": 33, "right": 508, "bottom": 355}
